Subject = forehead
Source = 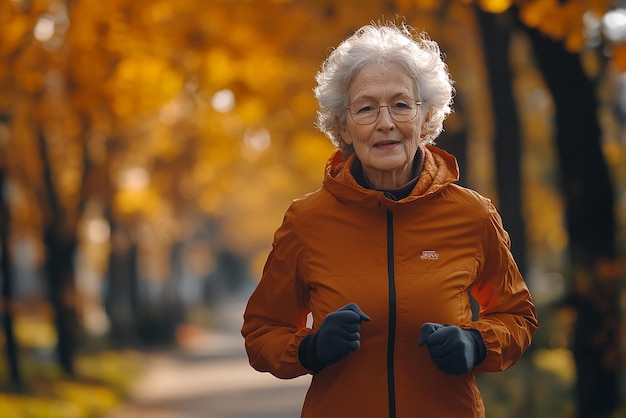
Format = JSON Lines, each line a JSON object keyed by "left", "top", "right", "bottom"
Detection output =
{"left": 349, "top": 61, "right": 415, "bottom": 100}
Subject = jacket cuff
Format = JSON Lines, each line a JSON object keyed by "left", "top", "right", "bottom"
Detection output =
{"left": 468, "top": 328, "right": 487, "bottom": 366}
{"left": 298, "top": 332, "right": 324, "bottom": 373}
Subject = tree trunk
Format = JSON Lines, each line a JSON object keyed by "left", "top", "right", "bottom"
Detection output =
{"left": 0, "top": 165, "right": 22, "bottom": 389}
{"left": 525, "top": 27, "right": 619, "bottom": 418}
{"left": 42, "top": 230, "right": 77, "bottom": 375}
{"left": 476, "top": 8, "right": 528, "bottom": 276}
{"left": 167, "top": 241, "right": 185, "bottom": 326}
{"left": 105, "top": 222, "right": 140, "bottom": 348}
{"left": 36, "top": 128, "right": 77, "bottom": 376}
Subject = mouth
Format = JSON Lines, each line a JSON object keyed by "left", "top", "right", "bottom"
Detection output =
{"left": 373, "top": 140, "right": 401, "bottom": 149}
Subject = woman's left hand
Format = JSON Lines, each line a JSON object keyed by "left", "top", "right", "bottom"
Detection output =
{"left": 418, "top": 322, "right": 486, "bottom": 375}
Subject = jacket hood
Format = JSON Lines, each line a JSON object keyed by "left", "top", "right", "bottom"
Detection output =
{"left": 323, "top": 145, "right": 459, "bottom": 208}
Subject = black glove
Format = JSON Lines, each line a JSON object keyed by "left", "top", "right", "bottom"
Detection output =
{"left": 298, "top": 303, "right": 370, "bottom": 372}
{"left": 418, "top": 322, "right": 486, "bottom": 375}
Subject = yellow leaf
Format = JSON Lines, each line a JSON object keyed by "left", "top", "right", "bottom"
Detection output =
{"left": 0, "top": 14, "right": 30, "bottom": 56}
{"left": 477, "top": 0, "right": 513, "bottom": 14}
{"left": 533, "top": 348, "right": 575, "bottom": 383}
{"left": 291, "top": 92, "right": 318, "bottom": 118}
{"left": 205, "top": 48, "right": 236, "bottom": 87}
{"left": 519, "top": 0, "right": 556, "bottom": 29}
{"left": 107, "top": 55, "right": 183, "bottom": 117}
{"left": 241, "top": 50, "right": 284, "bottom": 92}
{"left": 113, "top": 188, "right": 160, "bottom": 215}
{"left": 237, "top": 97, "right": 267, "bottom": 124}
{"left": 564, "top": 29, "right": 584, "bottom": 52}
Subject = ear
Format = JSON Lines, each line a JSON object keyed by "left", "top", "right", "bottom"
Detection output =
{"left": 420, "top": 108, "right": 433, "bottom": 133}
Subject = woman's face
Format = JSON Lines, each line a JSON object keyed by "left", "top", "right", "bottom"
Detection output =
{"left": 340, "top": 61, "right": 425, "bottom": 188}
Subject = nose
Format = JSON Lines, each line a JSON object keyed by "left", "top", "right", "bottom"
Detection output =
{"left": 376, "top": 105, "right": 395, "bottom": 129}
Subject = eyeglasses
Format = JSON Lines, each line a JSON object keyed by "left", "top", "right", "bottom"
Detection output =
{"left": 346, "top": 98, "right": 422, "bottom": 125}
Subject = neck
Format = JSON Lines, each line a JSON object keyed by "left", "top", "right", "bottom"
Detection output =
{"left": 361, "top": 149, "right": 425, "bottom": 191}
{"left": 363, "top": 166, "right": 412, "bottom": 190}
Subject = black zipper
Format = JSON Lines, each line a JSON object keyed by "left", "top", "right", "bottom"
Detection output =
{"left": 386, "top": 209, "right": 397, "bottom": 418}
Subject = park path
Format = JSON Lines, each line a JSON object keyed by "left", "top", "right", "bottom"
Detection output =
{"left": 105, "top": 296, "right": 311, "bottom": 418}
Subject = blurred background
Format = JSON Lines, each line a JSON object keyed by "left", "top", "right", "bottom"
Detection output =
{"left": 1, "top": 0, "right": 626, "bottom": 417}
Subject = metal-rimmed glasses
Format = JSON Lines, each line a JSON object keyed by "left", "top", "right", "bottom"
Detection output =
{"left": 346, "top": 98, "right": 422, "bottom": 125}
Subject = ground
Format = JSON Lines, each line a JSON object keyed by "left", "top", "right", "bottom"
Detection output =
{"left": 105, "top": 297, "right": 310, "bottom": 418}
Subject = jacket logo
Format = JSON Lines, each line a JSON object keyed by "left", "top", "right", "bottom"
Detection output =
{"left": 420, "top": 250, "right": 439, "bottom": 260}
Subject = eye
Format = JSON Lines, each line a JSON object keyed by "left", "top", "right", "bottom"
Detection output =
{"left": 392, "top": 100, "right": 411, "bottom": 109}
{"left": 356, "top": 104, "right": 376, "bottom": 114}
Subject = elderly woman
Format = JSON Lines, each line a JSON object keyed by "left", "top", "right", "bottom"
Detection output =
{"left": 242, "top": 22, "right": 538, "bottom": 418}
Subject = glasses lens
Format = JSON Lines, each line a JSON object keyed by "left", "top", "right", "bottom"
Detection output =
{"left": 349, "top": 99, "right": 418, "bottom": 124}
{"left": 390, "top": 101, "right": 417, "bottom": 121}
{"left": 350, "top": 103, "right": 378, "bottom": 124}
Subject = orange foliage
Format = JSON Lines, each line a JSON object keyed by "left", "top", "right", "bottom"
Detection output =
{"left": 477, "top": 0, "right": 513, "bottom": 14}
{"left": 514, "top": 0, "right": 613, "bottom": 52}
{"left": 0, "top": 0, "right": 623, "bottom": 276}
{"left": 612, "top": 43, "right": 626, "bottom": 72}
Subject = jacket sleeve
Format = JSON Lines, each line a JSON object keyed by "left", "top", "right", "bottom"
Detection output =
{"left": 241, "top": 203, "right": 313, "bottom": 379}
{"left": 469, "top": 202, "right": 538, "bottom": 373}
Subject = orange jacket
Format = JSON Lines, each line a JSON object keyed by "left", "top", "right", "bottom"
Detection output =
{"left": 242, "top": 146, "right": 538, "bottom": 418}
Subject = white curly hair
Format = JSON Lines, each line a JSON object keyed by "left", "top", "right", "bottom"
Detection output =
{"left": 314, "top": 21, "right": 455, "bottom": 154}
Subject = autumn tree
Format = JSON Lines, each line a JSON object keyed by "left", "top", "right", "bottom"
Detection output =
{"left": 1, "top": 1, "right": 625, "bottom": 416}
{"left": 0, "top": 156, "right": 21, "bottom": 389}
{"left": 402, "top": 1, "right": 622, "bottom": 415}
{"left": 473, "top": 1, "right": 621, "bottom": 416}
{"left": 525, "top": 25, "right": 619, "bottom": 418}
{"left": 476, "top": 7, "right": 527, "bottom": 274}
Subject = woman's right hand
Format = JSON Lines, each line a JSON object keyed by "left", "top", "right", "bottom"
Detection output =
{"left": 315, "top": 303, "right": 371, "bottom": 367}
{"left": 298, "top": 303, "right": 370, "bottom": 372}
